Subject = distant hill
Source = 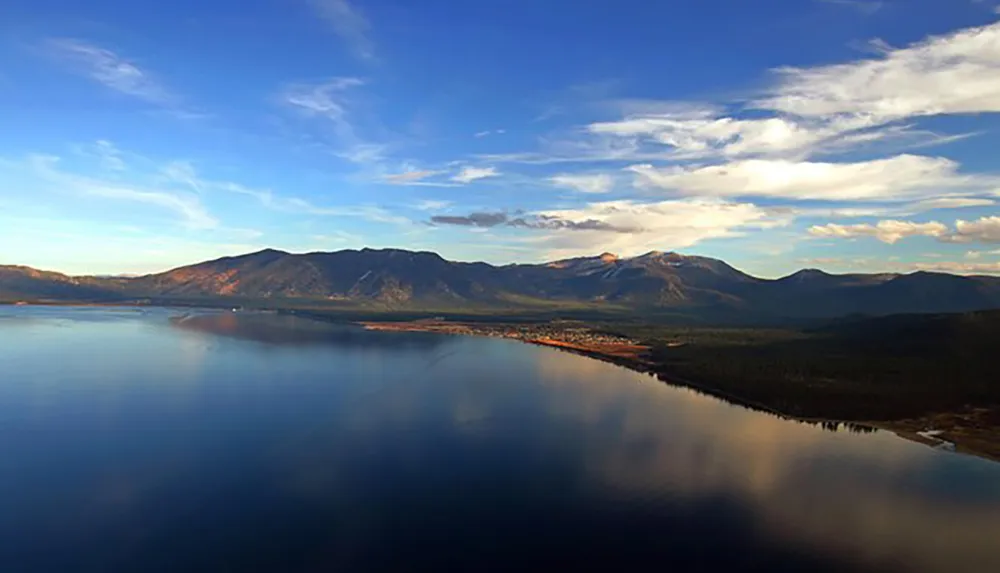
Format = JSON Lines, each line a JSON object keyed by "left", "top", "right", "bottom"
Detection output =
{"left": 4, "top": 248, "right": 1000, "bottom": 320}
{"left": 0, "top": 265, "right": 124, "bottom": 301}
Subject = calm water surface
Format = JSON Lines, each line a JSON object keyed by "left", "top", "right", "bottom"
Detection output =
{"left": 1, "top": 306, "right": 999, "bottom": 573}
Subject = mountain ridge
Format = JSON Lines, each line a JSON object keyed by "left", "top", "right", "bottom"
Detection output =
{"left": 4, "top": 248, "right": 1000, "bottom": 320}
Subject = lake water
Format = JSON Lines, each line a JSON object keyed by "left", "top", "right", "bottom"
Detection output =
{"left": 1, "top": 307, "right": 999, "bottom": 573}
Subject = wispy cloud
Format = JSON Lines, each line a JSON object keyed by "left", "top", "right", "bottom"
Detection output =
{"left": 215, "top": 177, "right": 409, "bottom": 225}
{"left": 282, "top": 77, "right": 365, "bottom": 136}
{"left": 798, "top": 255, "right": 1000, "bottom": 275}
{"left": 629, "top": 154, "right": 997, "bottom": 202}
{"left": 335, "top": 142, "right": 386, "bottom": 165}
{"left": 966, "top": 248, "right": 1000, "bottom": 259}
{"left": 809, "top": 216, "right": 1000, "bottom": 244}
{"left": 412, "top": 199, "right": 453, "bottom": 211}
{"left": 68, "top": 141, "right": 410, "bottom": 227}
{"left": 909, "top": 197, "right": 994, "bottom": 211}
{"left": 550, "top": 173, "right": 614, "bottom": 194}
{"left": 160, "top": 161, "right": 206, "bottom": 193}
{"left": 491, "top": 22, "right": 1000, "bottom": 171}
{"left": 452, "top": 166, "right": 499, "bottom": 184}
{"left": 914, "top": 260, "right": 1000, "bottom": 274}
{"left": 46, "top": 39, "right": 172, "bottom": 104}
{"left": 809, "top": 220, "right": 948, "bottom": 244}
{"left": 85, "top": 184, "right": 217, "bottom": 229}
{"left": 757, "top": 22, "right": 1000, "bottom": 121}
{"left": 383, "top": 169, "right": 441, "bottom": 184}
{"left": 311, "top": 230, "right": 364, "bottom": 244}
{"left": 73, "top": 140, "right": 127, "bottom": 171}
{"left": 285, "top": 197, "right": 409, "bottom": 224}
{"left": 280, "top": 78, "right": 410, "bottom": 175}
{"left": 309, "top": 0, "right": 376, "bottom": 61}
{"left": 474, "top": 129, "right": 507, "bottom": 138}
{"left": 23, "top": 155, "right": 217, "bottom": 229}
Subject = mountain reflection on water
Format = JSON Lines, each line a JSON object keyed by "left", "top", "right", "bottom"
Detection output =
{"left": 1, "top": 306, "right": 999, "bottom": 573}
{"left": 169, "top": 311, "right": 447, "bottom": 349}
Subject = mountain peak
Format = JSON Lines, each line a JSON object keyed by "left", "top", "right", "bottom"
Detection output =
{"left": 599, "top": 252, "right": 618, "bottom": 263}
{"left": 634, "top": 250, "right": 686, "bottom": 261}
{"left": 245, "top": 248, "right": 289, "bottom": 258}
{"left": 790, "top": 268, "right": 832, "bottom": 278}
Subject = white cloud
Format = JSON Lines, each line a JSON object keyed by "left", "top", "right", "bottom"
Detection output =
{"left": 47, "top": 39, "right": 171, "bottom": 104}
{"left": 808, "top": 220, "right": 949, "bottom": 243}
{"left": 447, "top": 22, "right": 1000, "bottom": 262}
{"left": 629, "top": 154, "right": 991, "bottom": 201}
{"left": 514, "top": 22, "right": 1000, "bottom": 165}
{"left": 808, "top": 216, "right": 1000, "bottom": 244}
{"left": 589, "top": 110, "right": 865, "bottom": 159}
{"left": 550, "top": 173, "right": 614, "bottom": 194}
{"left": 452, "top": 166, "right": 499, "bottom": 184}
{"left": 527, "top": 199, "right": 786, "bottom": 259}
{"left": 309, "top": 0, "right": 376, "bottom": 61}
{"left": 756, "top": 22, "right": 1000, "bottom": 121}
{"left": 951, "top": 216, "right": 1000, "bottom": 243}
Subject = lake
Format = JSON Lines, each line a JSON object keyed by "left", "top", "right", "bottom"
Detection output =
{"left": 1, "top": 306, "right": 999, "bottom": 573}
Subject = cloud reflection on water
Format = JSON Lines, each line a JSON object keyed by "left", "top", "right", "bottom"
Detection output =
{"left": 2, "top": 307, "right": 999, "bottom": 573}
{"left": 530, "top": 345, "right": 1000, "bottom": 573}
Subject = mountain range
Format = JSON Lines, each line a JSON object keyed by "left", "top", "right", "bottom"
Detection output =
{"left": 4, "top": 248, "right": 1000, "bottom": 321}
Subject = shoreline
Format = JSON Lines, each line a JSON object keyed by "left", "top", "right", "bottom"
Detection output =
{"left": 359, "top": 319, "right": 1000, "bottom": 464}
{"left": 359, "top": 319, "right": 835, "bottom": 420}
{"left": 6, "top": 305, "right": 995, "bottom": 463}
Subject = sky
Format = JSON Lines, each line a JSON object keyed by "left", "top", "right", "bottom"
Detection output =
{"left": 1, "top": 0, "right": 1000, "bottom": 277}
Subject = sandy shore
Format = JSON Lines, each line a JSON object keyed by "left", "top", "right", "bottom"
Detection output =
{"left": 360, "top": 320, "right": 653, "bottom": 368}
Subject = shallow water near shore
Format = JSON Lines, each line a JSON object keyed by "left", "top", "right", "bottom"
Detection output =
{"left": 2, "top": 306, "right": 1000, "bottom": 573}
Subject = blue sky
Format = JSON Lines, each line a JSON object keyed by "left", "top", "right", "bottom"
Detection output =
{"left": 2, "top": 0, "right": 1000, "bottom": 276}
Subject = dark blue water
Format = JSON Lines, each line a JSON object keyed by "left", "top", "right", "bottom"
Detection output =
{"left": 1, "top": 307, "right": 999, "bottom": 573}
